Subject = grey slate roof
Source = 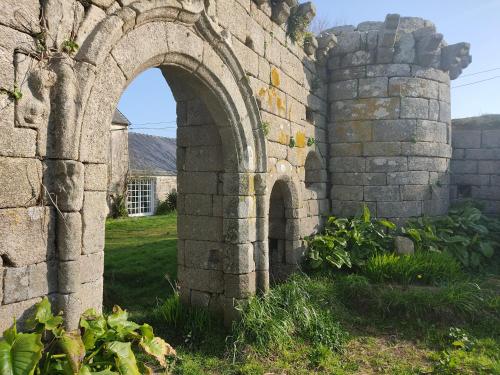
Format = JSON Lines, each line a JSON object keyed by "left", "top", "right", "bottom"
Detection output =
{"left": 112, "top": 109, "right": 131, "bottom": 126}
{"left": 129, "top": 132, "right": 177, "bottom": 175}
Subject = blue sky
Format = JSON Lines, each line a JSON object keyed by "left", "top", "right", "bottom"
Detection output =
{"left": 118, "top": 0, "right": 500, "bottom": 138}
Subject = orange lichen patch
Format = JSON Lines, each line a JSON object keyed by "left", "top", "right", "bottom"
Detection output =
{"left": 278, "top": 131, "right": 289, "bottom": 145}
{"left": 271, "top": 67, "right": 281, "bottom": 87}
{"left": 295, "top": 131, "right": 307, "bottom": 148}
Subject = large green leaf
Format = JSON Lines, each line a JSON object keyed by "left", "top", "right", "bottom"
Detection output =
{"left": 106, "top": 307, "right": 140, "bottom": 340}
{"left": 80, "top": 310, "right": 108, "bottom": 350}
{"left": 59, "top": 330, "right": 85, "bottom": 373}
{"left": 25, "top": 297, "right": 63, "bottom": 333}
{"left": 0, "top": 333, "right": 43, "bottom": 375}
{"left": 479, "top": 242, "right": 494, "bottom": 258}
{"left": 106, "top": 342, "right": 140, "bottom": 375}
{"left": 139, "top": 324, "right": 176, "bottom": 367}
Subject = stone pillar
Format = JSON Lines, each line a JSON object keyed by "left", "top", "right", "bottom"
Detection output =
{"left": 326, "top": 15, "right": 471, "bottom": 222}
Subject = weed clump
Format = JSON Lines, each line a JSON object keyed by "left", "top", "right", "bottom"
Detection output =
{"left": 232, "top": 275, "right": 348, "bottom": 353}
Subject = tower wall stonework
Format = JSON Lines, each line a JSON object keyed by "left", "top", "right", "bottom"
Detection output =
{"left": 326, "top": 15, "right": 470, "bottom": 221}
{"left": 0, "top": 0, "right": 472, "bottom": 330}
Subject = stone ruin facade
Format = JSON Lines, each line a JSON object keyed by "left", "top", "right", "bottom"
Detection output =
{"left": 0, "top": 0, "right": 474, "bottom": 330}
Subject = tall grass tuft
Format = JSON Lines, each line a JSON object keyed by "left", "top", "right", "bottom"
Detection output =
{"left": 363, "top": 252, "right": 464, "bottom": 286}
{"left": 232, "top": 275, "right": 348, "bottom": 353}
{"left": 155, "top": 292, "right": 214, "bottom": 342}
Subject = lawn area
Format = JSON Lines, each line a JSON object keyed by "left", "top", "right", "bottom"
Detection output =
{"left": 104, "top": 213, "right": 177, "bottom": 321}
{"left": 104, "top": 213, "right": 500, "bottom": 374}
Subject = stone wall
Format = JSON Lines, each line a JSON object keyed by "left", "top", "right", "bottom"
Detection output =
{"left": 326, "top": 15, "right": 470, "bottom": 222}
{"left": 0, "top": 0, "right": 472, "bottom": 329}
{"left": 451, "top": 115, "right": 500, "bottom": 215}
{"left": 154, "top": 175, "right": 177, "bottom": 203}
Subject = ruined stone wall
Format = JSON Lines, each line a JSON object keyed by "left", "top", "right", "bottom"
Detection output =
{"left": 451, "top": 115, "right": 500, "bottom": 215}
{"left": 326, "top": 15, "right": 471, "bottom": 222}
{"left": 0, "top": 0, "right": 472, "bottom": 330}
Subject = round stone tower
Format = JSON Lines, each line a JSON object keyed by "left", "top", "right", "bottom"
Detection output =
{"left": 326, "top": 15, "right": 471, "bottom": 222}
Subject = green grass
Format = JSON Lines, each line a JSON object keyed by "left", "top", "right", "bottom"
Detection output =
{"left": 103, "top": 214, "right": 500, "bottom": 374}
{"left": 104, "top": 213, "right": 177, "bottom": 321}
{"left": 363, "top": 252, "right": 464, "bottom": 286}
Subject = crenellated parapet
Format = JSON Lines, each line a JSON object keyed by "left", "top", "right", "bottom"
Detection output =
{"left": 325, "top": 14, "right": 471, "bottom": 79}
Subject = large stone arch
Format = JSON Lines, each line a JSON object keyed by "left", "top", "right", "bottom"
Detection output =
{"left": 48, "top": 2, "right": 267, "bottom": 327}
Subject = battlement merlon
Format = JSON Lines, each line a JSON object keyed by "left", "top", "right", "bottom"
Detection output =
{"left": 322, "top": 14, "right": 472, "bottom": 80}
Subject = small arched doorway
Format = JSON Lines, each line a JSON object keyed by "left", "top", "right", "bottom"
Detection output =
{"left": 268, "top": 179, "right": 300, "bottom": 283}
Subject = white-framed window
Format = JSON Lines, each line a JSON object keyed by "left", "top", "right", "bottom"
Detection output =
{"left": 127, "top": 178, "right": 155, "bottom": 216}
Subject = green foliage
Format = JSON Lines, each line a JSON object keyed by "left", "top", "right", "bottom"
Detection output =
{"left": 156, "top": 191, "right": 177, "bottom": 215}
{"left": 336, "top": 275, "right": 489, "bottom": 321}
{"left": 287, "top": 12, "right": 313, "bottom": 44}
{"left": 303, "top": 31, "right": 315, "bottom": 45}
{"left": 288, "top": 136, "right": 296, "bottom": 148}
{"left": 307, "top": 137, "right": 316, "bottom": 147}
{"left": 260, "top": 121, "right": 270, "bottom": 137}
{"left": 363, "top": 252, "right": 464, "bottom": 286}
{"left": 232, "top": 275, "right": 348, "bottom": 353}
{"left": 305, "top": 206, "right": 396, "bottom": 270}
{"left": 109, "top": 194, "right": 128, "bottom": 219}
{"left": 0, "top": 85, "right": 22, "bottom": 101}
{"left": 62, "top": 39, "right": 79, "bottom": 54}
{"left": 431, "top": 329, "right": 500, "bottom": 374}
{"left": 155, "top": 293, "right": 213, "bottom": 346}
{"left": 0, "top": 297, "right": 175, "bottom": 375}
{"left": 403, "top": 201, "right": 500, "bottom": 268}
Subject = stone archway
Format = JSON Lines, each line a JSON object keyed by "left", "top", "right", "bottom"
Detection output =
{"left": 48, "top": 2, "right": 267, "bottom": 327}
{"left": 267, "top": 175, "right": 301, "bottom": 283}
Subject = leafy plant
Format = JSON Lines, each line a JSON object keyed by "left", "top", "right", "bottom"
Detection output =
{"left": 289, "top": 136, "right": 296, "bottom": 148}
{"left": 305, "top": 206, "right": 396, "bottom": 270}
{"left": 156, "top": 191, "right": 177, "bottom": 215}
{"left": 307, "top": 137, "right": 316, "bottom": 147}
{"left": 260, "top": 121, "right": 270, "bottom": 137}
{"left": 363, "top": 252, "right": 464, "bottom": 286}
{"left": 0, "top": 85, "right": 23, "bottom": 101}
{"left": 402, "top": 201, "right": 500, "bottom": 268}
{"left": 431, "top": 329, "right": 500, "bottom": 374}
{"left": 62, "top": 39, "right": 79, "bottom": 55}
{"left": 287, "top": 11, "right": 313, "bottom": 44}
{"left": 0, "top": 297, "right": 175, "bottom": 374}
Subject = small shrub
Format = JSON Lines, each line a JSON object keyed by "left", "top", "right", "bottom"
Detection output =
{"left": 305, "top": 206, "right": 396, "bottom": 271}
{"left": 109, "top": 194, "right": 128, "bottom": 218}
{"left": 0, "top": 297, "right": 175, "bottom": 374}
{"left": 156, "top": 191, "right": 177, "bottom": 215}
{"left": 335, "top": 275, "right": 488, "bottom": 322}
{"left": 232, "top": 275, "right": 348, "bottom": 353}
{"left": 363, "top": 252, "right": 464, "bottom": 286}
